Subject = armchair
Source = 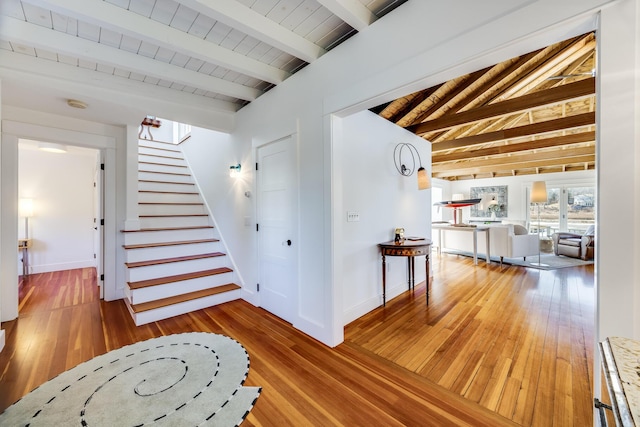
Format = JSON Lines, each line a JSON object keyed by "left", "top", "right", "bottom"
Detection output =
{"left": 552, "top": 225, "right": 595, "bottom": 260}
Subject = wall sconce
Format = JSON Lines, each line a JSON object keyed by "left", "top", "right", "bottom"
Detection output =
{"left": 393, "top": 143, "right": 430, "bottom": 190}
{"left": 229, "top": 163, "right": 241, "bottom": 178}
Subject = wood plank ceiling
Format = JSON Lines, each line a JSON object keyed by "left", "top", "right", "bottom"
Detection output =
{"left": 0, "top": 0, "right": 408, "bottom": 114}
{"left": 372, "top": 32, "right": 596, "bottom": 181}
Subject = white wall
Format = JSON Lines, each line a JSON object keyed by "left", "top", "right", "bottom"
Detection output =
{"left": 18, "top": 145, "right": 98, "bottom": 274}
{"left": 179, "top": 125, "right": 254, "bottom": 298}
{"left": 337, "top": 110, "right": 431, "bottom": 324}
{"left": 448, "top": 170, "right": 596, "bottom": 224}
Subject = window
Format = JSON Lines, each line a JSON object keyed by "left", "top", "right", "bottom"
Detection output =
{"left": 173, "top": 122, "right": 191, "bottom": 143}
{"left": 431, "top": 187, "right": 443, "bottom": 222}
{"left": 528, "top": 184, "right": 595, "bottom": 236}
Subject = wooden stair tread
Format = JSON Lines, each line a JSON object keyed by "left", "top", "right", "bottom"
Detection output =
{"left": 139, "top": 161, "right": 187, "bottom": 168}
{"left": 139, "top": 190, "right": 199, "bottom": 195}
{"left": 124, "top": 238, "right": 219, "bottom": 250}
{"left": 122, "top": 226, "right": 213, "bottom": 233}
{"left": 139, "top": 170, "right": 191, "bottom": 176}
{"left": 139, "top": 214, "right": 208, "bottom": 218}
{"left": 130, "top": 283, "right": 240, "bottom": 313}
{"left": 139, "top": 153, "right": 184, "bottom": 161}
{"left": 138, "top": 202, "right": 203, "bottom": 205}
{"left": 139, "top": 180, "right": 195, "bottom": 185}
{"left": 139, "top": 139, "right": 178, "bottom": 147}
{"left": 128, "top": 267, "right": 233, "bottom": 289}
{"left": 126, "top": 252, "right": 225, "bottom": 268}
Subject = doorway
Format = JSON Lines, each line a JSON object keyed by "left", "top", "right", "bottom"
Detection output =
{"left": 18, "top": 140, "right": 103, "bottom": 299}
{"left": 256, "top": 135, "right": 298, "bottom": 323}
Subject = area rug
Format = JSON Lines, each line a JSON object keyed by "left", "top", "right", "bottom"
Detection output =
{"left": 443, "top": 250, "right": 593, "bottom": 270}
{"left": 0, "top": 332, "right": 261, "bottom": 426}
{"left": 503, "top": 253, "right": 594, "bottom": 270}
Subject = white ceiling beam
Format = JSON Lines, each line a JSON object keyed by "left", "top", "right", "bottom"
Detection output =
{"left": 20, "top": 0, "right": 289, "bottom": 85}
{"left": 316, "top": 0, "right": 377, "bottom": 31}
{"left": 0, "top": 16, "right": 261, "bottom": 102}
{"left": 180, "top": 0, "right": 326, "bottom": 63}
{"left": 0, "top": 50, "right": 237, "bottom": 131}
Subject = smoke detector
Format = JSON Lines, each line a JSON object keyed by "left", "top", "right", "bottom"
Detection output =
{"left": 66, "top": 99, "right": 88, "bottom": 109}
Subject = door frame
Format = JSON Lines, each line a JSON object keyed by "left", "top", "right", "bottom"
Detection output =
{"left": 1, "top": 119, "right": 117, "bottom": 322}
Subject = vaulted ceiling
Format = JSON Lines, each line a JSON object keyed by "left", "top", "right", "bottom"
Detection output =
{"left": 373, "top": 32, "right": 596, "bottom": 181}
{"left": 0, "top": 0, "right": 406, "bottom": 125}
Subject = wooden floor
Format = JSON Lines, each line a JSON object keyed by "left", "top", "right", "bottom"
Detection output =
{"left": 0, "top": 255, "right": 594, "bottom": 426}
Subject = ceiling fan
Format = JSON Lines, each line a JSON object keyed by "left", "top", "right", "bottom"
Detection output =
{"left": 546, "top": 69, "right": 596, "bottom": 80}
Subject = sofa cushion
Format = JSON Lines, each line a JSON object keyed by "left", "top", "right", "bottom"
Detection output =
{"left": 513, "top": 224, "right": 528, "bottom": 235}
{"left": 558, "top": 237, "right": 581, "bottom": 247}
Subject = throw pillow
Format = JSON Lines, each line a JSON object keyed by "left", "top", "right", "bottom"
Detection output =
{"left": 513, "top": 224, "right": 529, "bottom": 235}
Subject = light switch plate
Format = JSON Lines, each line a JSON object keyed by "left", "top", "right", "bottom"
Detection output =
{"left": 347, "top": 211, "right": 360, "bottom": 222}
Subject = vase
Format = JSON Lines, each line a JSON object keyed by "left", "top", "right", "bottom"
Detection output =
{"left": 491, "top": 212, "right": 496, "bottom": 220}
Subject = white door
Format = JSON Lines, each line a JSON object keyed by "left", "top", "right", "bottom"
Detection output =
{"left": 257, "top": 136, "right": 298, "bottom": 323}
{"left": 93, "top": 154, "right": 104, "bottom": 299}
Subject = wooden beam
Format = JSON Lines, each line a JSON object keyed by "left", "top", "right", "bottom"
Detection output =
{"left": 432, "top": 131, "right": 595, "bottom": 162}
{"left": 0, "top": 17, "right": 261, "bottom": 101}
{"left": 433, "top": 146, "right": 594, "bottom": 173}
{"left": 432, "top": 154, "right": 595, "bottom": 178}
{"left": 316, "top": 0, "right": 376, "bottom": 31}
{"left": 431, "top": 113, "right": 595, "bottom": 152}
{"left": 179, "top": 0, "right": 326, "bottom": 63}
{"left": 22, "top": 0, "right": 289, "bottom": 85}
{"left": 407, "top": 78, "right": 595, "bottom": 135}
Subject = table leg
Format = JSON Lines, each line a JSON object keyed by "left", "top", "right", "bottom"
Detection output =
{"left": 472, "top": 229, "right": 478, "bottom": 265}
{"left": 411, "top": 256, "right": 415, "bottom": 290}
{"left": 425, "top": 254, "right": 430, "bottom": 305}
{"left": 485, "top": 229, "right": 491, "bottom": 264}
{"left": 407, "top": 257, "right": 412, "bottom": 290}
{"left": 382, "top": 254, "right": 387, "bottom": 306}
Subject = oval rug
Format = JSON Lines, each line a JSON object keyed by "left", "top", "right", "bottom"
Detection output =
{"left": 0, "top": 332, "right": 261, "bottom": 426}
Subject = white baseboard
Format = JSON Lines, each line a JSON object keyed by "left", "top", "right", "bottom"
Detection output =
{"left": 0, "top": 330, "right": 5, "bottom": 353}
{"left": 29, "top": 260, "right": 96, "bottom": 274}
{"left": 343, "top": 282, "right": 408, "bottom": 325}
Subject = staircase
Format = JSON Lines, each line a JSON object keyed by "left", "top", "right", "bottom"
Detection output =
{"left": 122, "top": 139, "right": 241, "bottom": 325}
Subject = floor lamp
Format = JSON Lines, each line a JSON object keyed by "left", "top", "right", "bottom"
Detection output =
{"left": 19, "top": 198, "right": 34, "bottom": 276}
{"left": 530, "top": 181, "right": 548, "bottom": 267}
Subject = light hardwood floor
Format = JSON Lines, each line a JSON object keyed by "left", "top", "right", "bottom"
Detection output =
{"left": 0, "top": 254, "right": 594, "bottom": 426}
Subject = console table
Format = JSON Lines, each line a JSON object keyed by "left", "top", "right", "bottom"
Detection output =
{"left": 432, "top": 223, "right": 490, "bottom": 265}
{"left": 378, "top": 239, "right": 431, "bottom": 306}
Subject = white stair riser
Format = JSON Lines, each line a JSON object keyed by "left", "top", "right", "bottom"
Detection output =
{"left": 139, "top": 181, "right": 196, "bottom": 192}
{"left": 138, "top": 141, "right": 179, "bottom": 151}
{"left": 138, "top": 171, "right": 193, "bottom": 183}
{"left": 126, "top": 256, "right": 228, "bottom": 282}
{"left": 138, "top": 155, "right": 186, "bottom": 167}
{"left": 127, "top": 289, "right": 242, "bottom": 326}
{"left": 139, "top": 192, "right": 201, "bottom": 204}
{"left": 138, "top": 146, "right": 182, "bottom": 157}
{"left": 127, "top": 273, "right": 234, "bottom": 305}
{"left": 124, "top": 228, "right": 214, "bottom": 245}
{"left": 139, "top": 163, "right": 189, "bottom": 174}
{"left": 139, "top": 216, "right": 210, "bottom": 229}
{"left": 125, "top": 241, "right": 221, "bottom": 263}
{"left": 138, "top": 204, "right": 207, "bottom": 216}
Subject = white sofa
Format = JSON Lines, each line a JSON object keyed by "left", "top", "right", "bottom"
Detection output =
{"left": 435, "top": 223, "right": 539, "bottom": 264}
